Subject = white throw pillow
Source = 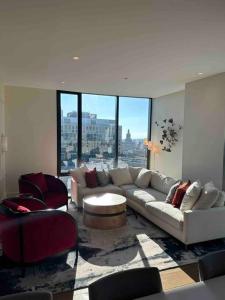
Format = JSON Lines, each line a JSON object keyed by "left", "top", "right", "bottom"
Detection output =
{"left": 109, "top": 168, "right": 133, "bottom": 186}
{"left": 151, "top": 171, "right": 176, "bottom": 195}
{"left": 166, "top": 181, "right": 181, "bottom": 203}
{"left": 192, "top": 182, "right": 219, "bottom": 210}
{"left": 70, "top": 166, "right": 88, "bottom": 188}
{"left": 135, "top": 168, "right": 152, "bottom": 188}
{"left": 213, "top": 191, "right": 225, "bottom": 207}
{"left": 180, "top": 180, "right": 202, "bottom": 212}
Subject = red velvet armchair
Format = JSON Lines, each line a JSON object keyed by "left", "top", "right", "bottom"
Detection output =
{"left": 18, "top": 173, "right": 68, "bottom": 209}
{"left": 0, "top": 196, "right": 77, "bottom": 264}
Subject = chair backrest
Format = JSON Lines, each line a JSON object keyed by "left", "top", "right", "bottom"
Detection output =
{"left": 88, "top": 267, "right": 162, "bottom": 300}
{"left": 199, "top": 250, "right": 225, "bottom": 281}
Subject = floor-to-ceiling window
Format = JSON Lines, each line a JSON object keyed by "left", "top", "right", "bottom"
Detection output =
{"left": 58, "top": 92, "right": 78, "bottom": 174}
{"left": 57, "top": 91, "right": 152, "bottom": 175}
{"left": 81, "top": 94, "right": 116, "bottom": 170}
{"left": 118, "top": 97, "right": 150, "bottom": 168}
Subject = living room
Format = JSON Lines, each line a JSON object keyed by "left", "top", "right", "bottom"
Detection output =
{"left": 0, "top": 0, "right": 225, "bottom": 299}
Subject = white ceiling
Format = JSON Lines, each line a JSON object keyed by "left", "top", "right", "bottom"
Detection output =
{"left": 0, "top": 0, "right": 225, "bottom": 98}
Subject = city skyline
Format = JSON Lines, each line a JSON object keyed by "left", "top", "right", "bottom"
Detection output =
{"left": 61, "top": 93, "right": 150, "bottom": 139}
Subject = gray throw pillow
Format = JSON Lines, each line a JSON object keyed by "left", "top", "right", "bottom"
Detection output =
{"left": 135, "top": 168, "right": 152, "bottom": 188}
{"left": 192, "top": 182, "right": 219, "bottom": 210}
{"left": 166, "top": 181, "right": 181, "bottom": 203}
{"left": 213, "top": 191, "right": 225, "bottom": 207}
{"left": 96, "top": 170, "right": 110, "bottom": 186}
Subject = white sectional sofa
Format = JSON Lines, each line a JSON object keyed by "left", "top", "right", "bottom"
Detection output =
{"left": 71, "top": 167, "right": 225, "bottom": 246}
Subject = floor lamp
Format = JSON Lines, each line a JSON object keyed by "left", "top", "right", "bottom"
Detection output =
{"left": 144, "top": 140, "right": 160, "bottom": 170}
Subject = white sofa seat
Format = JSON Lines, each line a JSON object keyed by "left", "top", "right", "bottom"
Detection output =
{"left": 125, "top": 187, "right": 166, "bottom": 207}
{"left": 146, "top": 202, "right": 184, "bottom": 230}
{"left": 82, "top": 184, "right": 123, "bottom": 198}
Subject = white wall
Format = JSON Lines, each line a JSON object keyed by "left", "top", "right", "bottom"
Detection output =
{"left": 150, "top": 91, "right": 185, "bottom": 179}
{"left": 0, "top": 83, "right": 6, "bottom": 199}
{"left": 5, "top": 86, "right": 57, "bottom": 195}
{"left": 182, "top": 73, "right": 225, "bottom": 189}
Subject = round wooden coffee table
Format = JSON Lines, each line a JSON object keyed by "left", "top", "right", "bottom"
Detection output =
{"left": 83, "top": 193, "right": 127, "bottom": 229}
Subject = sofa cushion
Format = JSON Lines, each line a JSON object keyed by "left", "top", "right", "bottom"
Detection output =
{"left": 96, "top": 170, "right": 110, "bottom": 186}
{"left": 85, "top": 168, "right": 98, "bottom": 188}
{"left": 180, "top": 180, "right": 202, "bottom": 212}
{"left": 129, "top": 167, "right": 142, "bottom": 182}
{"left": 213, "top": 191, "right": 225, "bottom": 207}
{"left": 126, "top": 187, "right": 166, "bottom": 207}
{"left": 82, "top": 184, "right": 123, "bottom": 198}
{"left": 145, "top": 202, "right": 184, "bottom": 230}
{"left": 70, "top": 166, "right": 88, "bottom": 188}
{"left": 109, "top": 168, "right": 133, "bottom": 186}
{"left": 192, "top": 182, "right": 219, "bottom": 210}
{"left": 44, "top": 192, "right": 68, "bottom": 209}
{"left": 120, "top": 184, "right": 137, "bottom": 192}
{"left": 151, "top": 171, "right": 176, "bottom": 195}
{"left": 135, "top": 168, "right": 152, "bottom": 188}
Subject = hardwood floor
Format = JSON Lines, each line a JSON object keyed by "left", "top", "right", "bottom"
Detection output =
{"left": 53, "top": 263, "right": 199, "bottom": 300}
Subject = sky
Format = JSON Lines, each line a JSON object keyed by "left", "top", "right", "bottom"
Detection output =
{"left": 61, "top": 93, "right": 150, "bottom": 139}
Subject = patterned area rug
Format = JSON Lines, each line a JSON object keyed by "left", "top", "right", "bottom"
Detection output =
{"left": 0, "top": 203, "right": 225, "bottom": 296}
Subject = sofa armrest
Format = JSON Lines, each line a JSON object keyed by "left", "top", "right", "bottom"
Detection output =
{"left": 71, "top": 178, "right": 83, "bottom": 208}
{"left": 183, "top": 208, "right": 225, "bottom": 244}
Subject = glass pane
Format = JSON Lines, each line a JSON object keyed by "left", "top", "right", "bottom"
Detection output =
{"left": 118, "top": 97, "right": 149, "bottom": 168}
{"left": 82, "top": 94, "right": 116, "bottom": 170}
{"left": 60, "top": 93, "right": 78, "bottom": 173}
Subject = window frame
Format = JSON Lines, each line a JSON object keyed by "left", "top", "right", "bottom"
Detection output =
{"left": 57, "top": 90, "right": 152, "bottom": 176}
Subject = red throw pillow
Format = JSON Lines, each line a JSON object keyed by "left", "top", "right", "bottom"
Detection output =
{"left": 3, "top": 200, "right": 31, "bottom": 213}
{"left": 85, "top": 168, "right": 98, "bottom": 188}
{"left": 172, "top": 181, "right": 191, "bottom": 208}
{"left": 25, "top": 172, "right": 48, "bottom": 193}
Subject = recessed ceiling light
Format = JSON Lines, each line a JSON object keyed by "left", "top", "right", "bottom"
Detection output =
{"left": 197, "top": 72, "right": 203, "bottom": 75}
{"left": 61, "top": 81, "right": 65, "bottom": 84}
{"left": 73, "top": 56, "right": 79, "bottom": 60}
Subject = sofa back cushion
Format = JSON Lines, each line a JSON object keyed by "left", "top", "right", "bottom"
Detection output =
{"left": 180, "top": 180, "right": 202, "bottom": 212}
{"left": 24, "top": 173, "right": 48, "bottom": 193}
{"left": 96, "top": 170, "right": 110, "bottom": 186}
{"left": 70, "top": 166, "right": 88, "bottom": 188}
{"left": 109, "top": 168, "right": 133, "bottom": 186}
{"left": 171, "top": 181, "right": 191, "bottom": 208}
{"left": 151, "top": 171, "right": 176, "bottom": 195}
{"left": 85, "top": 168, "right": 98, "bottom": 188}
{"left": 192, "top": 182, "right": 219, "bottom": 210}
{"left": 129, "top": 167, "right": 142, "bottom": 182}
{"left": 135, "top": 168, "right": 152, "bottom": 188}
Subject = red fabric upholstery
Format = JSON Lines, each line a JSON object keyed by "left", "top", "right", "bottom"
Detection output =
{"left": 85, "top": 168, "right": 98, "bottom": 188}
{"left": 44, "top": 192, "right": 68, "bottom": 209}
{"left": 24, "top": 173, "right": 48, "bottom": 193}
{"left": 172, "top": 181, "right": 191, "bottom": 208}
{"left": 0, "top": 197, "right": 77, "bottom": 264}
{"left": 3, "top": 200, "right": 31, "bottom": 213}
{"left": 19, "top": 174, "right": 68, "bottom": 209}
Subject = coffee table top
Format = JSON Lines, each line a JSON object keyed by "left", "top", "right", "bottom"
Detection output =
{"left": 83, "top": 193, "right": 126, "bottom": 207}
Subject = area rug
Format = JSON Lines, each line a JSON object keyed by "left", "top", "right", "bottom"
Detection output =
{"left": 0, "top": 203, "right": 225, "bottom": 296}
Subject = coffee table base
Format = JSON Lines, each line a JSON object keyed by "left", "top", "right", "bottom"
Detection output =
{"left": 83, "top": 211, "right": 126, "bottom": 229}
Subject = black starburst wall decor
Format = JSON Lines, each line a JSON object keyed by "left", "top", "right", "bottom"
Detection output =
{"left": 155, "top": 118, "right": 182, "bottom": 152}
